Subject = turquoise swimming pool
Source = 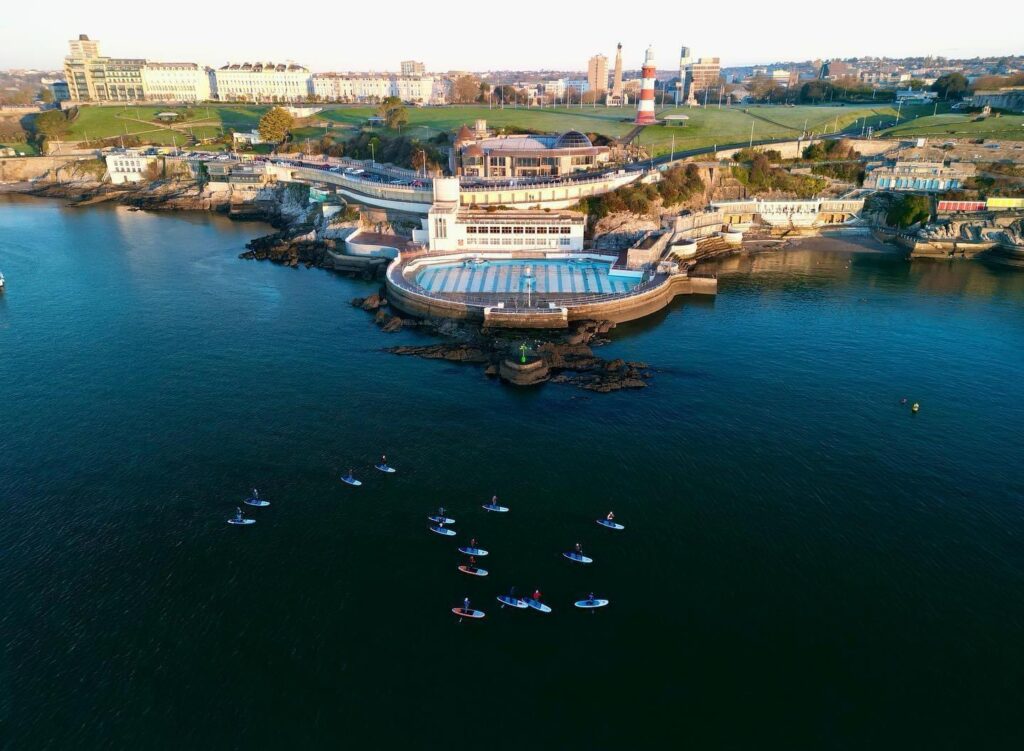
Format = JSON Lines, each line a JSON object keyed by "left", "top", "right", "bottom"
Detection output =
{"left": 414, "top": 258, "right": 640, "bottom": 295}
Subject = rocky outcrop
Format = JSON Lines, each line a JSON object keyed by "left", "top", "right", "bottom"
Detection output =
{"left": 376, "top": 315, "right": 651, "bottom": 393}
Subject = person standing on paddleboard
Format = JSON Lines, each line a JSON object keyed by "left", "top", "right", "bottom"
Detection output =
{"left": 470, "top": 538, "right": 477, "bottom": 550}
{"left": 575, "top": 543, "right": 583, "bottom": 554}
{"left": 463, "top": 596, "right": 471, "bottom": 612}
{"left": 381, "top": 455, "right": 387, "bottom": 467}
{"left": 468, "top": 556, "right": 477, "bottom": 569}
{"left": 607, "top": 511, "right": 615, "bottom": 522}
{"left": 532, "top": 589, "right": 542, "bottom": 602}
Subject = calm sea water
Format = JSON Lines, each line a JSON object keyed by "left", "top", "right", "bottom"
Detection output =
{"left": 1, "top": 196, "right": 1022, "bottom": 749}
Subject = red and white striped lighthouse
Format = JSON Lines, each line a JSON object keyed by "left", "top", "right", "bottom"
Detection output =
{"left": 635, "top": 46, "right": 657, "bottom": 125}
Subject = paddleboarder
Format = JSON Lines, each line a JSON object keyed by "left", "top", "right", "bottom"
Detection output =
{"left": 470, "top": 538, "right": 478, "bottom": 549}
{"left": 606, "top": 511, "right": 615, "bottom": 522}
{"left": 235, "top": 507, "right": 244, "bottom": 523}
{"left": 575, "top": 543, "right": 583, "bottom": 555}
{"left": 468, "top": 555, "right": 477, "bottom": 569}
{"left": 380, "top": 455, "right": 387, "bottom": 468}
{"left": 532, "top": 589, "right": 542, "bottom": 602}
{"left": 463, "top": 596, "right": 471, "bottom": 612}
{"left": 345, "top": 468, "right": 355, "bottom": 482}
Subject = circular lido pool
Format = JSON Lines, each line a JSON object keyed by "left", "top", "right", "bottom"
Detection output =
{"left": 385, "top": 251, "right": 717, "bottom": 327}
{"left": 413, "top": 256, "right": 642, "bottom": 296}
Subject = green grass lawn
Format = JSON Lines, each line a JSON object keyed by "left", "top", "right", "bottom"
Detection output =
{"left": 46, "top": 102, "right": 1007, "bottom": 159}
{"left": 1, "top": 142, "right": 37, "bottom": 155}
{"left": 636, "top": 104, "right": 940, "bottom": 157}
{"left": 880, "top": 113, "right": 1024, "bottom": 140}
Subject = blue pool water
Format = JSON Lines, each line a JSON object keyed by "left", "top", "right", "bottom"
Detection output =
{"left": 414, "top": 258, "right": 638, "bottom": 295}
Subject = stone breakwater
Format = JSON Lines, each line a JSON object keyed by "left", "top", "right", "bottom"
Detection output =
{"left": 351, "top": 292, "right": 651, "bottom": 393}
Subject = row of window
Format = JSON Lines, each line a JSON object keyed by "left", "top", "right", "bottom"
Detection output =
{"left": 456, "top": 237, "right": 573, "bottom": 247}
{"left": 465, "top": 226, "right": 573, "bottom": 235}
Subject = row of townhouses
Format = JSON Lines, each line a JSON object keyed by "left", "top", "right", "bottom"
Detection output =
{"left": 61, "top": 35, "right": 442, "bottom": 104}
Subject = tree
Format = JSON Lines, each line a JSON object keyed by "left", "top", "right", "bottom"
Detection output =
{"left": 377, "top": 96, "right": 408, "bottom": 130}
{"left": 452, "top": 75, "right": 481, "bottom": 104}
{"left": 258, "top": 106, "right": 294, "bottom": 143}
{"left": 34, "top": 109, "right": 70, "bottom": 139}
{"left": 931, "top": 73, "right": 969, "bottom": 100}
{"left": 886, "top": 194, "right": 931, "bottom": 228}
{"left": 38, "top": 87, "right": 54, "bottom": 104}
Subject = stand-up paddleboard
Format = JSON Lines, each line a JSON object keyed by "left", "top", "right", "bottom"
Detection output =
{"left": 452, "top": 608, "right": 485, "bottom": 620}
{"left": 458, "top": 546, "right": 489, "bottom": 556}
{"left": 375, "top": 464, "right": 396, "bottom": 474}
{"left": 596, "top": 519, "right": 624, "bottom": 530}
{"left": 245, "top": 498, "right": 270, "bottom": 507}
{"left": 227, "top": 518, "right": 255, "bottom": 526}
{"left": 428, "top": 515, "right": 455, "bottom": 525}
{"left": 458, "top": 565, "right": 488, "bottom": 577}
{"left": 482, "top": 503, "right": 509, "bottom": 513}
{"left": 340, "top": 475, "right": 362, "bottom": 487}
{"left": 430, "top": 525, "right": 457, "bottom": 536}
{"left": 497, "top": 595, "right": 528, "bottom": 609}
{"left": 574, "top": 598, "right": 610, "bottom": 609}
{"left": 563, "top": 551, "right": 594, "bottom": 564}
{"left": 526, "top": 598, "right": 552, "bottom": 614}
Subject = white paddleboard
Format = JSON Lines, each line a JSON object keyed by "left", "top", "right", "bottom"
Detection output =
{"left": 458, "top": 565, "right": 488, "bottom": 577}
{"left": 563, "top": 552, "right": 594, "bottom": 564}
{"left": 228, "top": 518, "right": 256, "bottom": 526}
{"left": 245, "top": 499, "right": 270, "bottom": 507}
{"left": 452, "top": 608, "right": 485, "bottom": 619}
{"left": 375, "top": 464, "right": 396, "bottom": 473}
{"left": 482, "top": 504, "right": 509, "bottom": 513}
{"left": 430, "top": 526, "right": 456, "bottom": 536}
{"left": 428, "top": 515, "right": 455, "bottom": 525}
{"left": 497, "top": 595, "right": 528, "bottom": 609}
{"left": 341, "top": 476, "right": 362, "bottom": 486}
{"left": 458, "top": 546, "right": 489, "bottom": 556}
{"left": 526, "top": 598, "right": 552, "bottom": 614}
{"left": 596, "top": 519, "right": 624, "bottom": 530}
{"left": 575, "top": 599, "right": 610, "bottom": 609}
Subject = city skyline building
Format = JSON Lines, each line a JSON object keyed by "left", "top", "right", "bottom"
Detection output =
{"left": 587, "top": 54, "right": 608, "bottom": 95}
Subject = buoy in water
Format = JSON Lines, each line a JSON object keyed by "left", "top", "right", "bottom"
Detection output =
{"left": 912, "top": 403, "right": 920, "bottom": 413}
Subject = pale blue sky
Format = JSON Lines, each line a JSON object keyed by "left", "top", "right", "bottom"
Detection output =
{"left": 2, "top": 0, "right": 1021, "bottom": 71}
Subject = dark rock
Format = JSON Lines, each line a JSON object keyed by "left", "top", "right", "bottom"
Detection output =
{"left": 380, "top": 316, "right": 403, "bottom": 333}
{"left": 361, "top": 293, "right": 383, "bottom": 311}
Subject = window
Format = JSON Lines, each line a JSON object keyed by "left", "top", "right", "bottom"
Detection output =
{"left": 559, "top": 237, "right": 571, "bottom": 246}
{"left": 536, "top": 227, "right": 547, "bottom": 235}
{"left": 466, "top": 226, "right": 477, "bottom": 234}
{"left": 513, "top": 226, "right": 524, "bottom": 234}
{"left": 560, "top": 227, "right": 571, "bottom": 234}
{"left": 433, "top": 217, "right": 447, "bottom": 239}
{"left": 501, "top": 226, "right": 512, "bottom": 234}
{"left": 524, "top": 227, "right": 535, "bottom": 234}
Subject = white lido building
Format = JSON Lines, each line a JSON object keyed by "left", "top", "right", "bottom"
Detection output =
{"left": 212, "top": 62, "right": 312, "bottom": 102}
{"left": 423, "top": 178, "right": 585, "bottom": 253}
{"left": 142, "top": 63, "right": 212, "bottom": 102}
